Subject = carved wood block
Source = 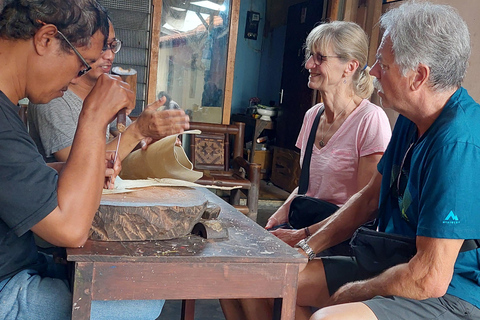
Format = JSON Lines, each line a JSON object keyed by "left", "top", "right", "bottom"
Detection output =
{"left": 90, "top": 187, "right": 207, "bottom": 241}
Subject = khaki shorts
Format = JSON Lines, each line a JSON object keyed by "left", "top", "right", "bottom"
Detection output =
{"left": 322, "top": 256, "right": 480, "bottom": 320}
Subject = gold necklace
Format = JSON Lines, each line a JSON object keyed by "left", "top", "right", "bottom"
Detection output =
{"left": 319, "top": 98, "right": 353, "bottom": 148}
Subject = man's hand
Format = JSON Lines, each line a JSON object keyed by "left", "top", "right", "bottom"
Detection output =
{"left": 104, "top": 150, "right": 122, "bottom": 189}
{"left": 133, "top": 98, "right": 190, "bottom": 145}
{"left": 83, "top": 73, "right": 136, "bottom": 127}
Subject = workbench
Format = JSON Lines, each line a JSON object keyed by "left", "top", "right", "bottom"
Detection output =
{"left": 67, "top": 187, "right": 306, "bottom": 320}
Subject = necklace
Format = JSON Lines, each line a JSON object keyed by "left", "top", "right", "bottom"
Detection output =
{"left": 319, "top": 98, "right": 353, "bottom": 147}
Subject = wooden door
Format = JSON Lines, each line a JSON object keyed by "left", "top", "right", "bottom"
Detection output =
{"left": 275, "top": 0, "right": 325, "bottom": 151}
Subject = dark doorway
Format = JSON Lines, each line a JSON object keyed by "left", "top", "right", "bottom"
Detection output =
{"left": 275, "top": 0, "right": 326, "bottom": 151}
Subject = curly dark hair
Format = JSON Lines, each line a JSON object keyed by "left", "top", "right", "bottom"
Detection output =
{"left": 0, "top": 0, "right": 109, "bottom": 51}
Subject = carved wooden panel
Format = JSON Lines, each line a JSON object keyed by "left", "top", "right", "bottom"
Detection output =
{"left": 193, "top": 133, "right": 226, "bottom": 171}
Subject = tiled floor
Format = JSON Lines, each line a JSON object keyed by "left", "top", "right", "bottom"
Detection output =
{"left": 157, "top": 180, "right": 289, "bottom": 320}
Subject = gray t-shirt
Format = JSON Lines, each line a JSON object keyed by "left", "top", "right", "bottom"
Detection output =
{"left": 28, "top": 90, "right": 113, "bottom": 162}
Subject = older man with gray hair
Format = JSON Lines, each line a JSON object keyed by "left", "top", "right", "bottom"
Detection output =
{"left": 293, "top": 2, "right": 480, "bottom": 320}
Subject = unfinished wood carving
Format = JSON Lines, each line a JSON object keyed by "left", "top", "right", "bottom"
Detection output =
{"left": 90, "top": 186, "right": 207, "bottom": 241}
{"left": 119, "top": 130, "right": 203, "bottom": 182}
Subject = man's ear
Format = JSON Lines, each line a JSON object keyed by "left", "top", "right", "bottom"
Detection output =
{"left": 411, "top": 63, "right": 430, "bottom": 91}
{"left": 33, "top": 24, "right": 58, "bottom": 55}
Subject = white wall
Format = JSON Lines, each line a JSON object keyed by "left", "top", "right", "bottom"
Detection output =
{"left": 429, "top": 0, "right": 480, "bottom": 102}
{"left": 384, "top": 0, "right": 480, "bottom": 101}
{"left": 380, "top": 0, "right": 480, "bottom": 128}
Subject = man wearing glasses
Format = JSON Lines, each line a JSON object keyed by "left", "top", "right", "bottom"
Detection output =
{"left": 0, "top": 1, "right": 172, "bottom": 319}
{"left": 292, "top": 2, "right": 480, "bottom": 320}
{"left": 28, "top": 18, "right": 188, "bottom": 164}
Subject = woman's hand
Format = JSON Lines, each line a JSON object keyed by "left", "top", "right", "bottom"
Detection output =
{"left": 270, "top": 228, "right": 305, "bottom": 247}
{"left": 265, "top": 189, "right": 297, "bottom": 230}
{"left": 265, "top": 206, "right": 289, "bottom": 230}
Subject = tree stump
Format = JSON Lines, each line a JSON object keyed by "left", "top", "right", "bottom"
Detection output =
{"left": 90, "top": 187, "right": 207, "bottom": 241}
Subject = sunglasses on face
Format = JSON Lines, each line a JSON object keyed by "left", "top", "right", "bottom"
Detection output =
{"left": 308, "top": 52, "right": 341, "bottom": 65}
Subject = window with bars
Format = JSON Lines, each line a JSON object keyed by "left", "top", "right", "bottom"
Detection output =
{"left": 99, "top": 0, "right": 152, "bottom": 116}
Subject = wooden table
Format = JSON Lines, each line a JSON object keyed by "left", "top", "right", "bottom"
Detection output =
{"left": 67, "top": 187, "right": 306, "bottom": 320}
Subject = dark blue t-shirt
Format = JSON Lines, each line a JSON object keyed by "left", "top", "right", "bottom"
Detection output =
{"left": 0, "top": 91, "right": 59, "bottom": 281}
{"left": 378, "top": 87, "right": 480, "bottom": 308}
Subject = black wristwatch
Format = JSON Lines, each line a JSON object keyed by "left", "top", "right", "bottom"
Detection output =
{"left": 295, "top": 239, "right": 316, "bottom": 261}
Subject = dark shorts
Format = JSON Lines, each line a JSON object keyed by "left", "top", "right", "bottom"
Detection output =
{"left": 322, "top": 255, "right": 377, "bottom": 295}
{"left": 322, "top": 256, "right": 480, "bottom": 320}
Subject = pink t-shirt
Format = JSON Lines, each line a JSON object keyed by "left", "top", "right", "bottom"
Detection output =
{"left": 296, "top": 99, "right": 391, "bottom": 206}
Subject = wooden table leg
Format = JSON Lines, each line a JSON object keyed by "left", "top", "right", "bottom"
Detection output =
{"left": 280, "top": 264, "right": 300, "bottom": 320}
{"left": 71, "top": 262, "right": 94, "bottom": 320}
{"left": 273, "top": 298, "right": 282, "bottom": 320}
{"left": 181, "top": 299, "right": 195, "bottom": 320}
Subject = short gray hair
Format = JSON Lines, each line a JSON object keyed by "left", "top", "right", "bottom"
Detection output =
{"left": 380, "top": 1, "right": 470, "bottom": 91}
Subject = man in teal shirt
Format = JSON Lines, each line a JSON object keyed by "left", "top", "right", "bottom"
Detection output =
{"left": 377, "top": 87, "right": 480, "bottom": 311}
{"left": 292, "top": 2, "right": 480, "bottom": 320}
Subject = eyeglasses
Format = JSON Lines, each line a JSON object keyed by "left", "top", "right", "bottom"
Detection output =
{"left": 37, "top": 21, "right": 91, "bottom": 77}
{"left": 56, "top": 30, "right": 91, "bottom": 77}
{"left": 102, "top": 38, "right": 122, "bottom": 54}
{"left": 308, "top": 53, "right": 341, "bottom": 65}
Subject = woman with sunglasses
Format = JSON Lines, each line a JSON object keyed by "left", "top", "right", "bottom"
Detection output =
{"left": 266, "top": 21, "right": 392, "bottom": 248}
{"left": 221, "top": 20, "right": 392, "bottom": 320}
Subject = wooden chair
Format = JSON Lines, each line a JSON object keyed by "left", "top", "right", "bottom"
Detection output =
{"left": 188, "top": 121, "right": 261, "bottom": 221}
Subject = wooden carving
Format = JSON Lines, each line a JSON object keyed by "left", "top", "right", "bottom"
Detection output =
{"left": 90, "top": 187, "right": 207, "bottom": 241}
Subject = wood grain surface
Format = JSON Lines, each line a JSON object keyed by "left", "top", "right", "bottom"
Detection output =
{"left": 90, "top": 187, "right": 207, "bottom": 241}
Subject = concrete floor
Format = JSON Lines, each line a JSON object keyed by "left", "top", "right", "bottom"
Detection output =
{"left": 157, "top": 180, "right": 288, "bottom": 320}
{"left": 157, "top": 299, "right": 225, "bottom": 320}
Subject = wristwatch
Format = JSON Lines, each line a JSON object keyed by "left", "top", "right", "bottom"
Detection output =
{"left": 295, "top": 239, "right": 316, "bottom": 261}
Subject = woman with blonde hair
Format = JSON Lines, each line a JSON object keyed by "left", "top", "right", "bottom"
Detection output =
{"left": 267, "top": 20, "right": 391, "bottom": 247}
{"left": 221, "top": 20, "right": 391, "bottom": 320}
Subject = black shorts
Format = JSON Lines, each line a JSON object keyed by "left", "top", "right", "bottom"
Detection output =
{"left": 322, "top": 256, "right": 480, "bottom": 320}
{"left": 322, "top": 255, "right": 377, "bottom": 295}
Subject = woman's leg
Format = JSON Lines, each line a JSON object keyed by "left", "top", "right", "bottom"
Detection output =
{"left": 242, "top": 298, "right": 274, "bottom": 320}
{"left": 221, "top": 298, "right": 274, "bottom": 320}
{"left": 297, "top": 259, "right": 331, "bottom": 310}
{"left": 220, "top": 299, "right": 247, "bottom": 320}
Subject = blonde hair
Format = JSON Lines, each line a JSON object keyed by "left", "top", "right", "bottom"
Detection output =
{"left": 305, "top": 21, "right": 374, "bottom": 99}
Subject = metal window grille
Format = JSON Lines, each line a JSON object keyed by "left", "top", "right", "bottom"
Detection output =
{"left": 99, "top": 0, "right": 152, "bottom": 116}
